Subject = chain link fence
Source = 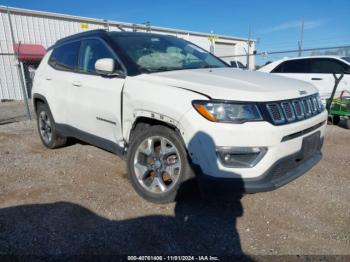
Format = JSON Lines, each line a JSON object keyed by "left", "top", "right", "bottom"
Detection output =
{"left": 219, "top": 45, "right": 350, "bottom": 70}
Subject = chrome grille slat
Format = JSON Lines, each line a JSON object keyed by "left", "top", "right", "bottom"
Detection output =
{"left": 303, "top": 99, "right": 311, "bottom": 116}
{"left": 292, "top": 100, "right": 304, "bottom": 119}
{"left": 312, "top": 97, "right": 319, "bottom": 112}
{"left": 267, "top": 103, "right": 285, "bottom": 124}
{"left": 309, "top": 98, "right": 317, "bottom": 114}
{"left": 281, "top": 102, "right": 295, "bottom": 121}
{"left": 266, "top": 94, "right": 323, "bottom": 125}
{"left": 309, "top": 98, "right": 315, "bottom": 113}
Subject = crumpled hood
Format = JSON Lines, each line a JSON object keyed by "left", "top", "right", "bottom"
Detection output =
{"left": 136, "top": 68, "right": 318, "bottom": 101}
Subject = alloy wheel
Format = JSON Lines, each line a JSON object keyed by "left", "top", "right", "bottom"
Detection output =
{"left": 133, "top": 136, "right": 181, "bottom": 194}
{"left": 38, "top": 111, "right": 52, "bottom": 144}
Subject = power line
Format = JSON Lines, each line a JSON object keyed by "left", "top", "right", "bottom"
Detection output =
{"left": 259, "top": 38, "right": 350, "bottom": 52}
{"left": 220, "top": 45, "right": 350, "bottom": 58}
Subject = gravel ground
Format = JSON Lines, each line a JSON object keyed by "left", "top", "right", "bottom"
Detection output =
{"left": 0, "top": 100, "right": 34, "bottom": 125}
{"left": 0, "top": 102, "right": 349, "bottom": 257}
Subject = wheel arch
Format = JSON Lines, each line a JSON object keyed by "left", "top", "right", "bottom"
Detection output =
{"left": 32, "top": 93, "right": 49, "bottom": 114}
{"left": 127, "top": 113, "right": 187, "bottom": 148}
{"left": 129, "top": 116, "right": 178, "bottom": 141}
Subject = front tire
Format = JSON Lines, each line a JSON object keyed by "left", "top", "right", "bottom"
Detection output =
{"left": 127, "top": 125, "right": 194, "bottom": 203}
{"left": 36, "top": 103, "right": 67, "bottom": 149}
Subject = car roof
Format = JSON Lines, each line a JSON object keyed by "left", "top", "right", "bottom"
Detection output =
{"left": 273, "top": 55, "right": 345, "bottom": 63}
{"left": 258, "top": 55, "right": 350, "bottom": 72}
{"left": 48, "top": 29, "right": 175, "bottom": 50}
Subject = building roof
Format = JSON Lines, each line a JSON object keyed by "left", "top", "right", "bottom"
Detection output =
{"left": 0, "top": 5, "right": 255, "bottom": 42}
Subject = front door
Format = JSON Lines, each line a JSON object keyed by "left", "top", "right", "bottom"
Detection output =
{"left": 66, "top": 38, "right": 126, "bottom": 144}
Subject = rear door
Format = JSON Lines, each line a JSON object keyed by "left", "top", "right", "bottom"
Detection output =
{"left": 45, "top": 41, "right": 80, "bottom": 124}
{"left": 66, "top": 37, "right": 126, "bottom": 144}
{"left": 272, "top": 58, "right": 349, "bottom": 101}
{"left": 308, "top": 58, "right": 349, "bottom": 99}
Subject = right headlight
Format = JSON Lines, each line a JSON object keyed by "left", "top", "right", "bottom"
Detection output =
{"left": 192, "top": 100, "right": 263, "bottom": 123}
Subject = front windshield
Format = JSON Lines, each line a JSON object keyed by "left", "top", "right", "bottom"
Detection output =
{"left": 112, "top": 35, "right": 228, "bottom": 73}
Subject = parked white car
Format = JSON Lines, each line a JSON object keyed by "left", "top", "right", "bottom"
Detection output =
{"left": 32, "top": 30, "right": 327, "bottom": 203}
{"left": 259, "top": 56, "right": 350, "bottom": 103}
{"left": 230, "top": 60, "right": 246, "bottom": 69}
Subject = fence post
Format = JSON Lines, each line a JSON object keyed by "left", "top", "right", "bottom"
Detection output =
{"left": 7, "top": 7, "right": 31, "bottom": 120}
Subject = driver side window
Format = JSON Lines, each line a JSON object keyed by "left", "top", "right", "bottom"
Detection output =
{"left": 78, "top": 39, "right": 114, "bottom": 74}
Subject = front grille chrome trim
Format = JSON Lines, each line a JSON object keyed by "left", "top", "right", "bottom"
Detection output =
{"left": 292, "top": 100, "right": 305, "bottom": 120}
{"left": 303, "top": 99, "right": 312, "bottom": 117}
{"left": 266, "top": 94, "right": 323, "bottom": 125}
{"left": 267, "top": 103, "right": 285, "bottom": 124}
{"left": 281, "top": 102, "right": 296, "bottom": 121}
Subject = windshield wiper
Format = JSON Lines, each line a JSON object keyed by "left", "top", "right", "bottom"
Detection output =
{"left": 200, "top": 65, "right": 223, "bottom": 69}
{"left": 145, "top": 65, "right": 225, "bottom": 74}
{"left": 146, "top": 66, "right": 182, "bottom": 73}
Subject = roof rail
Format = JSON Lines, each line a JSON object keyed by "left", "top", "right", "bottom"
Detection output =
{"left": 55, "top": 29, "right": 107, "bottom": 45}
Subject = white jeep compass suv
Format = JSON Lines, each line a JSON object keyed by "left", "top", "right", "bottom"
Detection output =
{"left": 32, "top": 30, "right": 327, "bottom": 203}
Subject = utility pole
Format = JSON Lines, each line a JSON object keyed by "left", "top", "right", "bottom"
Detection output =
{"left": 298, "top": 19, "right": 304, "bottom": 57}
{"left": 246, "top": 25, "right": 251, "bottom": 69}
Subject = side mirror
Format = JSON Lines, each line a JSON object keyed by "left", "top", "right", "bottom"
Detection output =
{"left": 95, "top": 58, "right": 125, "bottom": 77}
{"left": 95, "top": 58, "right": 115, "bottom": 75}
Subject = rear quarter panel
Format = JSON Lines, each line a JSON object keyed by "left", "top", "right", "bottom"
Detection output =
{"left": 32, "top": 50, "right": 69, "bottom": 124}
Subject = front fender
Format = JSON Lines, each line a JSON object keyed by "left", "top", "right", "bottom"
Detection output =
{"left": 122, "top": 77, "right": 207, "bottom": 143}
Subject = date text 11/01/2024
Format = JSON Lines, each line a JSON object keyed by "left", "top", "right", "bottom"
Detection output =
{"left": 127, "top": 255, "right": 220, "bottom": 261}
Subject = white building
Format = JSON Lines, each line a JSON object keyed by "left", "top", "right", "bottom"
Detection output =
{"left": 0, "top": 6, "right": 255, "bottom": 100}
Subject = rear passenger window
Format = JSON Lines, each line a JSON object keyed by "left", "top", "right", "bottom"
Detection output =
{"left": 272, "top": 59, "right": 309, "bottom": 73}
{"left": 49, "top": 41, "right": 80, "bottom": 71}
{"left": 309, "top": 58, "right": 346, "bottom": 74}
{"left": 78, "top": 39, "right": 114, "bottom": 74}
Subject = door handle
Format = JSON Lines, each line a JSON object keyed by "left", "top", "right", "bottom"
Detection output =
{"left": 311, "top": 78, "right": 323, "bottom": 81}
{"left": 45, "top": 77, "right": 52, "bottom": 81}
{"left": 72, "top": 81, "right": 82, "bottom": 87}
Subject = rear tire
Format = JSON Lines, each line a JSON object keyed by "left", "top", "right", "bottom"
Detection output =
{"left": 127, "top": 125, "right": 195, "bottom": 203}
{"left": 36, "top": 103, "right": 67, "bottom": 149}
